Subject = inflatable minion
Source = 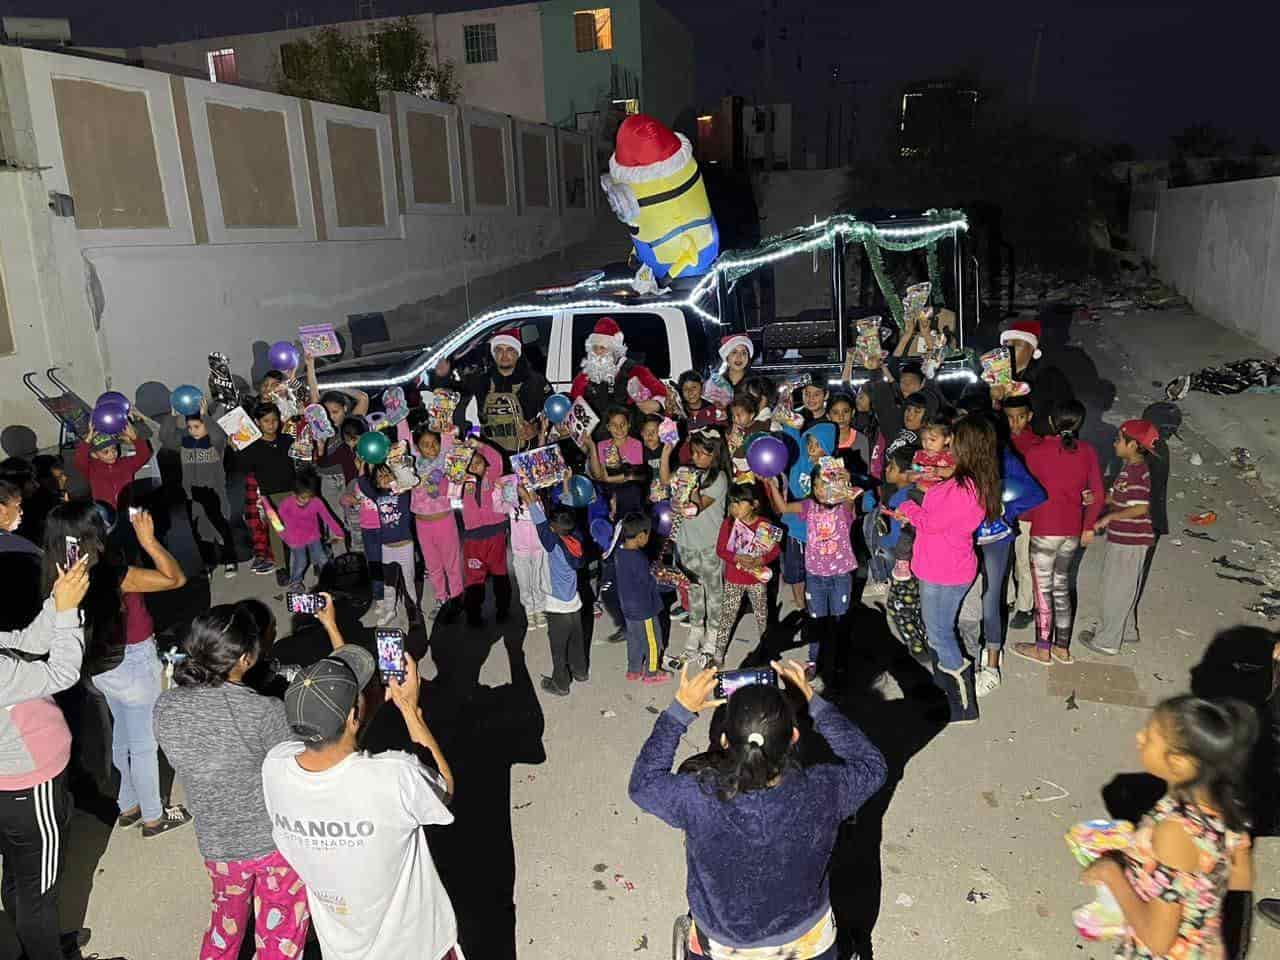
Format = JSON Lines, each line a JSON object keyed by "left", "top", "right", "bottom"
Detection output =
{"left": 600, "top": 114, "right": 720, "bottom": 290}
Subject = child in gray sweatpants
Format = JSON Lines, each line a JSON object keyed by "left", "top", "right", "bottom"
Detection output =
{"left": 1080, "top": 419, "right": 1159, "bottom": 656}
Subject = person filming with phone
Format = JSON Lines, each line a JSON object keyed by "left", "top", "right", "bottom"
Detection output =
{"left": 261, "top": 633, "right": 461, "bottom": 960}
{"left": 630, "top": 661, "right": 887, "bottom": 960}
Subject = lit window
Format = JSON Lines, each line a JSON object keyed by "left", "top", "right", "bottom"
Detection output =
{"left": 464, "top": 23, "right": 498, "bottom": 64}
{"left": 206, "top": 48, "right": 238, "bottom": 84}
{"left": 574, "top": 9, "right": 612, "bottom": 52}
{"left": 611, "top": 98, "right": 638, "bottom": 115}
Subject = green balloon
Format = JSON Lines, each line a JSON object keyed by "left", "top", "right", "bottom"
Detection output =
{"left": 357, "top": 430, "right": 391, "bottom": 465}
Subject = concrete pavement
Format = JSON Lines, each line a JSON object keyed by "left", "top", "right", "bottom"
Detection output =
{"left": 3, "top": 304, "right": 1280, "bottom": 960}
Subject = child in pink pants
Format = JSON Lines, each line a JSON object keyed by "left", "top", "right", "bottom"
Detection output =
{"left": 412, "top": 423, "right": 464, "bottom": 616}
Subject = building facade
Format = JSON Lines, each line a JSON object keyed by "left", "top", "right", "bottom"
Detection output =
{"left": 128, "top": 1, "right": 693, "bottom": 132}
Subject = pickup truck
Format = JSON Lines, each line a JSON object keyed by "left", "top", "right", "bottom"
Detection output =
{"left": 316, "top": 212, "right": 976, "bottom": 404}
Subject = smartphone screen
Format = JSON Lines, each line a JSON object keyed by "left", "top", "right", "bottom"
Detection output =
{"left": 375, "top": 629, "right": 406, "bottom": 683}
{"left": 714, "top": 668, "right": 776, "bottom": 701}
{"left": 64, "top": 536, "right": 81, "bottom": 569}
{"left": 285, "top": 592, "right": 327, "bottom": 615}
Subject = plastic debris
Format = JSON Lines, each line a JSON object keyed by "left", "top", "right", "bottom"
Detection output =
{"left": 634, "top": 934, "right": 649, "bottom": 952}
{"left": 1065, "top": 691, "right": 1079, "bottom": 711}
{"left": 1214, "top": 556, "right": 1257, "bottom": 573}
{"left": 896, "top": 893, "right": 915, "bottom": 907}
{"left": 1232, "top": 447, "right": 1255, "bottom": 467}
{"left": 600, "top": 710, "right": 617, "bottom": 718}
{"left": 1187, "top": 511, "right": 1217, "bottom": 526}
{"left": 613, "top": 873, "right": 636, "bottom": 892}
{"left": 1184, "top": 528, "right": 1216, "bottom": 542}
{"left": 966, "top": 889, "right": 991, "bottom": 904}
{"left": 1188, "top": 452, "right": 1203, "bottom": 466}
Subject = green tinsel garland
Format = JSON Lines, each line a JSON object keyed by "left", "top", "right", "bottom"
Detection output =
{"left": 926, "top": 241, "right": 944, "bottom": 306}
{"left": 864, "top": 237, "right": 903, "bottom": 330}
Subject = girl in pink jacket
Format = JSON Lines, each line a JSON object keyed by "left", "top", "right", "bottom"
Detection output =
{"left": 411, "top": 424, "right": 465, "bottom": 618}
{"left": 459, "top": 440, "right": 513, "bottom": 626}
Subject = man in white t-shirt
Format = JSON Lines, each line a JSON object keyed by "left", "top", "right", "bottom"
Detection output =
{"left": 261, "top": 644, "right": 460, "bottom": 960}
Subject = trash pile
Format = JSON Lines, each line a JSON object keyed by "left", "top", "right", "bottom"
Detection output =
{"left": 1001, "top": 266, "right": 1188, "bottom": 314}
{"left": 1164, "top": 358, "right": 1280, "bottom": 401}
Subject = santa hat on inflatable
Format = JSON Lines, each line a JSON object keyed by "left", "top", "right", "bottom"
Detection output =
{"left": 586, "top": 317, "right": 626, "bottom": 356}
{"left": 1000, "top": 320, "right": 1042, "bottom": 359}
{"left": 490, "top": 327, "right": 522, "bottom": 357}
{"left": 608, "top": 115, "right": 694, "bottom": 186}
{"left": 718, "top": 334, "right": 754, "bottom": 361}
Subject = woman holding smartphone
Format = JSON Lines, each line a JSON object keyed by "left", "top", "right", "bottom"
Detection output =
{"left": 629, "top": 662, "right": 887, "bottom": 960}
{"left": 154, "top": 598, "right": 344, "bottom": 959}
{"left": 43, "top": 500, "right": 189, "bottom": 837}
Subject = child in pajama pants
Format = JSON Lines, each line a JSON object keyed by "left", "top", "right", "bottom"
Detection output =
{"left": 357, "top": 463, "right": 416, "bottom": 627}
{"left": 411, "top": 425, "right": 464, "bottom": 617}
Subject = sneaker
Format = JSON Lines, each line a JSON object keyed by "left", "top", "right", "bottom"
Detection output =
{"left": 593, "top": 602, "right": 604, "bottom": 619}
{"left": 892, "top": 559, "right": 912, "bottom": 581}
{"left": 252, "top": 559, "right": 274, "bottom": 575}
{"left": 570, "top": 669, "right": 589, "bottom": 683}
{"left": 642, "top": 672, "right": 671, "bottom": 685}
{"left": 697, "top": 652, "right": 715, "bottom": 672}
{"left": 670, "top": 607, "right": 689, "bottom": 623}
{"left": 1009, "top": 610, "right": 1035, "bottom": 631}
{"left": 606, "top": 629, "right": 626, "bottom": 644}
{"left": 141, "top": 805, "right": 192, "bottom": 838}
{"left": 274, "top": 569, "right": 290, "bottom": 587}
{"left": 539, "top": 676, "right": 570, "bottom": 697}
{"left": 626, "top": 671, "right": 644, "bottom": 681}
{"left": 975, "top": 666, "right": 1002, "bottom": 698}
{"left": 862, "top": 579, "right": 889, "bottom": 600}
{"left": 116, "top": 806, "right": 142, "bottom": 829}
{"left": 223, "top": 563, "right": 237, "bottom": 579}
{"left": 376, "top": 599, "right": 397, "bottom": 627}
{"left": 1078, "top": 630, "right": 1120, "bottom": 657}
{"left": 1259, "top": 898, "right": 1280, "bottom": 927}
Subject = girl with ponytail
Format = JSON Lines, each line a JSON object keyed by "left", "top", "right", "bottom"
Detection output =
{"left": 154, "top": 597, "right": 346, "bottom": 959}
{"left": 1013, "top": 398, "right": 1103, "bottom": 666}
{"left": 1083, "top": 696, "right": 1257, "bottom": 960}
{"left": 630, "top": 661, "right": 886, "bottom": 960}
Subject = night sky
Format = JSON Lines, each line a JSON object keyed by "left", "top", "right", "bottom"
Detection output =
{"left": 11, "top": 0, "right": 1272, "bottom": 155}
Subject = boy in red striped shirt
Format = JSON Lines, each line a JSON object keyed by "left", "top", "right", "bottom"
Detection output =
{"left": 1080, "top": 419, "right": 1158, "bottom": 656}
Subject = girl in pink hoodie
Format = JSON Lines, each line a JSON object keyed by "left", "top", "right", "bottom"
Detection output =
{"left": 459, "top": 440, "right": 513, "bottom": 626}
{"left": 411, "top": 424, "right": 465, "bottom": 618}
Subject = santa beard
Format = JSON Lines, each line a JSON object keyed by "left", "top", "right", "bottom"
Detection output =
{"left": 582, "top": 351, "right": 623, "bottom": 384}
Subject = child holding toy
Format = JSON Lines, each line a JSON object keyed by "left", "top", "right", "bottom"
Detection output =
{"left": 278, "top": 467, "right": 344, "bottom": 592}
{"left": 357, "top": 461, "right": 416, "bottom": 627}
{"left": 523, "top": 488, "right": 588, "bottom": 696}
{"left": 714, "top": 484, "right": 781, "bottom": 663}
{"left": 238, "top": 402, "right": 296, "bottom": 579}
{"left": 411, "top": 424, "right": 465, "bottom": 619}
{"left": 158, "top": 397, "right": 237, "bottom": 577}
{"left": 75, "top": 418, "right": 152, "bottom": 510}
{"left": 459, "top": 439, "right": 513, "bottom": 627}
{"left": 1081, "top": 696, "right": 1255, "bottom": 960}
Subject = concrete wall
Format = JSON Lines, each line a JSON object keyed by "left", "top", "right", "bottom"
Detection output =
{"left": 1131, "top": 177, "right": 1280, "bottom": 352}
{"left": 0, "top": 45, "right": 603, "bottom": 447}
{"left": 540, "top": 0, "right": 644, "bottom": 129}
{"left": 435, "top": 5, "right": 546, "bottom": 122}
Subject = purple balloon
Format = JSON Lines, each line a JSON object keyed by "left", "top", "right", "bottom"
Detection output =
{"left": 92, "top": 402, "right": 129, "bottom": 435}
{"left": 746, "top": 435, "right": 789, "bottom": 478}
{"left": 268, "top": 340, "right": 300, "bottom": 372}
{"left": 653, "top": 500, "right": 674, "bottom": 537}
{"left": 96, "top": 391, "right": 130, "bottom": 411}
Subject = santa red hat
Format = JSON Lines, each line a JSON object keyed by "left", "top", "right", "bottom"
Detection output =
{"left": 586, "top": 317, "right": 625, "bottom": 355}
{"left": 718, "top": 334, "right": 754, "bottom": 361}
{"left": 490, "top": 327, "right": 522, "bottom": 357}
{"left": 609, "top": 114, "right": 694, "bottom": 184}
{"left": 1000, "top": 320, "right": 1042, "bottom": 359}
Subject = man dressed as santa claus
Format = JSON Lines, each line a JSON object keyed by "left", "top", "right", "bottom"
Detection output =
{"left": 569, "top": 318, "right": 668, "bottom": 433}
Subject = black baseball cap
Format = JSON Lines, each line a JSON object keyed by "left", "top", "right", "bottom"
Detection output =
{"left": 284, "top": 646, "right": 376, "bottom": 743}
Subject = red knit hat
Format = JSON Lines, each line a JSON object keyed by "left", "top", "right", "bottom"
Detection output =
{"left": 586, "top": 317, "right": 625, "bottom": 354}
{"left": 1000, "top": 320, "right": 1042, "bottom": 359}
{"left": 718, "top": 334, "right": 754, "bottom": 361}
{"left": 1120, "top": 418, "right": 1160, "bottom": 452}
{"left": 609, "top": 114, "right": 693, "bottom": 184}
{"left": 489, "top": 327, "right": 522, "bottom": 358}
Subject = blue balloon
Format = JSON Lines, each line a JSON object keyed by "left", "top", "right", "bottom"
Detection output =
{"left": 171, "top": 384, "right": 203, "bottom": 416}
{"left": 543, "top": 393, "right": 572, "bottom": 425}
{"left": 569, "top": 474, "right": 596, "bottom": 506}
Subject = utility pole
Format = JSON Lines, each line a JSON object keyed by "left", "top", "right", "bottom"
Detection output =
{"left": 1027, "top": 23, "right": 1044, "bottom": 105}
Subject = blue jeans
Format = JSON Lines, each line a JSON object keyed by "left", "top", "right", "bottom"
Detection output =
{"left": 919, "top": 579, "right": 973, "bottom": 671}
{"left": 92, "top": 638, "right": 164, "bottom": 821}
{"left": 979, "top": 536, "right": 1014, "bottom": 651}
{"left": 288, "top": 540, "right": 327, "bottom": 586}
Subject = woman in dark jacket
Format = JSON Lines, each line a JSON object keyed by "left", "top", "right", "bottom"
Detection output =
{"left": 630, "top": 661, "right": 886, "bottom": 959}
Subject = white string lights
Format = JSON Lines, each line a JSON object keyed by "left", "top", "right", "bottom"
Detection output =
{"left": 320, "top": 210, "right": 969, "bottom": 390}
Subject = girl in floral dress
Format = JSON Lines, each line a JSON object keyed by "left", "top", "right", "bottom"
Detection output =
{"left": 1083, "top": 696, "right": 1257, "bottom": 959}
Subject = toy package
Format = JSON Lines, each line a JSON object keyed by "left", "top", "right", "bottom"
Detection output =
{"left": 663, "top": 381, "right": 685, "bottom": 418}
{"left": 511, "top": 444, "right": 569, "bottom": 490}
{"left": 207, "top": 352, "right": 240, "bottom": 410}
{"left": 495, "top": 474, "right": 520, "bottom": 509}
{"left": 648, "top": 472, "right": 668, "bottom": 504}
{"left": 818, "top": 456, "right": 852, "bottom": 498}
{"left": 288, "top": 424, "right": 315, "bottom": 462}
{"left": 703, "top": 373, "right": 734, "bottom": 408}
{"left": 980, "top": 346, "right": 1031, "bottom": 396}
{"left": 725, "top": 519, "right": 783, "bottom": 582}
{"left": 443, "top": 446, "right": 475, "bottom": 485}
{"left": 565, "top": 397, "right": 599, "bottom": 448}
{"left": 755, "top": 521, "right": 784, "bottom": 554}
{"left": 626, "top": 375, "right": 653, "bottom": 404}
{"left": 304, "top": 403, "right": 335, "bottom": 441}
{"left": 853, "top": 316, "right": 884, "bottom": 368}
{"left": 386, "top": 441, "right": 419, "bottom": 494}
{"left": 217, "top": 406, "right": 262, "bottom": 451}
{"left": 382, "top": 386, "right": 409, "bottom": 426}
{"left": 658, "top": 417, "right": 681, "bottom": 446}
{"left": 299, "top": 323, "right": 342, "bottom": 358}
{"left": 1065, "top": 819, "right": 1135, "bottom": 942}
{"left": 772, "top": 378, "right": 806, "bottom": 430}
{"left": 670, "top": 467, "right": 701, "bottom": 514}
{"left": 426, "top": 390, "right": 460, "bottom": 433}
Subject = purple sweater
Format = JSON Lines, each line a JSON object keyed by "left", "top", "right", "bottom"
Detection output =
{"left": 629, "top": 697, "right": 886, "bottom": 948}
